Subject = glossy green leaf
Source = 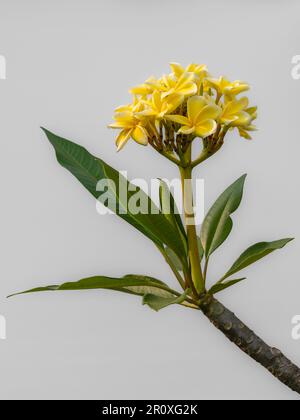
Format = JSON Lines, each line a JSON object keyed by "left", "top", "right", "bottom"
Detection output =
{"left": 200, "top": 174, "right": 246, "bottom": 257}
{"left": 221, "top": 238, "right": 293, "bottom": 281}
{"left": 159, "top": 179, "right": 187, "bottom": 241}
{"left": 8, "top": 274, "right": 175, "bottom": 298}
{"left": 209, "top": 278, "right": 246, "bottom": 295}
{"left": 164, "top": 247, "right": 183, "bottom": 271}
{"left": 197, "top": 235, "right": 204, "bottom": 261}
{"left": 143, "top": 289, "right": 190, "bottom": 312}
{"left": 42, "top": 129, "right": 186, "bottom": 261}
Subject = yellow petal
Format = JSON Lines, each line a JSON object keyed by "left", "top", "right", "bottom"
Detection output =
{"left": 152, "top": 90, "right": 162, "bottom": 110}
{"left": 116, "top": 129, "right": 132, "bottom": 151}
{"left": 176, "top": 72, "right": 192, "bottom": 86}
{"left": 196, "top": 104, "right": 221, "bottom": 123}
{"left": 238, "top": 128, "right": 252, "bottom": 140}
{"left": 246, "top": 106, "right": 257, "bottom": 121}
{"left": 220, "top": 115, "right": 236, "bottom": 124}
{"left": 205, "top": 77, "right": 220, "bottom": 91}
{"left": 145, "top": 76, "right": 165, "bottom": 91}
{"left": 162, "top": 74, "right": 174, "bottom": 89}
{"left": 221, "top": 97, "right": 249, "bottom": 123}
{"left": 165, "top": 93, "right": 184, "bottom": 113}
{"left": 178, "top": 126, "right": 195, "bottom": 135}
{"left": 206, "top": 76, "right": 230, "bottom": 93}
{"left": 227, "top": 97, "right": 249, "bottom": 113}
{"left": 115, "top": 104, "right": 132, "bottom": 112}
{"left": 186, "top": 63, "right": 200, "bottom": 72}
{"left": 129, "top": 84, "right": 153, "bottom": 95}
{"left": 131, "top": 125, "right": 148, "bottom": 145}
{"left": 177, "top": 83, "right": 197, "bottom": 97}
{"left": 224, "top": 81, "right": 249, "bottom": 96}
{"left": 187, "top": 96, "right": 207, "bottom": 122}
{"left": 195, "top": 120, "right": 217, "bottom": 138}
{"left": 165, "top": 114, "right": 189, "bottom": 125}
{"left": 170, "top": 62, "right": 184, "bottom": 77}
{"left": 135, "top": 109, "right": 156, "bottom": 117}
{"left": 114, "top": 111, "right": 134, "bottom": 122}
{"left": 230, "top": 111, "right": 251, "bottom": 126}
{"left": 108, "top": 121, "right": 130, "bottom": 129}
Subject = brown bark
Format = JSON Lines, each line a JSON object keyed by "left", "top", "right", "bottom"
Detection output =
{"left": 201, "top": 297, "right": 300, "bottom": 395}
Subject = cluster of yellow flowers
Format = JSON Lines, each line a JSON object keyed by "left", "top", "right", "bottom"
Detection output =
{"left": 109, "top": 62, "right": 257, "bottom": 153}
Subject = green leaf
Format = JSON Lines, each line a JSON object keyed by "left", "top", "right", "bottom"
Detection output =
{"left": 197, "top": 235, "right": 204, "bottom": 261}
{"left": 159, "top": 179, "right": 187, "bottom": 241}
{"left": 143, "top": 289, "right": 190, "bottom": 312}
{"left": 42, "top": 129, "right": 187, "bottom": 262}
{"left": 8, "top": 274, "right": 175, "bottom": 298}
{"left": 221, "top": 238, "right": 294, "bottom": 281}
{"left": 164, "top": 247, "right": 183, "bottom": 271}
{"left": 209, "top": 278, "right": 246, "bottom": 295}
{"left": 200, "top": 174, "right": 246, "bottom": 257}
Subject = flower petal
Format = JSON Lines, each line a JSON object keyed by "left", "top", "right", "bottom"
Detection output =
{"left": 115, "top": 104, "right": 132, "bottom": 112}
{"left": 116, "top": 129, "right": 132, "bottom": 151}
{"left": 170, "top": 62, "right": 184, "bottom": 77}
{"left": 151, "top": 90, "right": 162, "bottom": 109}
{"left": 226, "top": 97, "right": 249, "bottom": 114}
{"left": 165, "top": 114, "right": 189, "bottom": 125}
{"left": 135, "top": 109, "right": 156, "bottom": 117}
{"left": 230, "top": 111, "right": 251, "bottom": 126}
{"left": 131, "top": 125, "right": 148, "bottom": 145}
{"left": 238, "top": 127, "right": 252, "bottom": 140}
{"left": 195, "top": 120, "right": 217, "bottom": 138}
{"left": 178, "top": 126, "right": 195, "bottom": 135}
{"left": 177, "top": 83, "right": 197, "bottom": 97}
{"left": 108, "top": 121, "right": 130, "bottom": 128}
{"left": 165, "top": 93, "right": 184, "bottom": 113}
{"left": 196, "top": 104, "right": 221, "bottom": 123}
{"left": 224, "top": 81, "right": 249, "bottom": 96}
{"left": 187, "top": 96, "right": 207, "bottom": 122}
{"left": 129, "top": 84, "right": 153, "bottom": 95}
{"left": 114, "top": 111, "right": 134, "bottom": 122}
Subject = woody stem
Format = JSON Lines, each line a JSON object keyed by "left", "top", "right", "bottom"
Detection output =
{"left": 179, "top": 146, "right": 205, "bottom": 296}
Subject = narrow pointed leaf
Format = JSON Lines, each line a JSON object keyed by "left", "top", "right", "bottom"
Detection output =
{"left": 209, "top": 278, "right": 246, "bottom": 295}
{"left": 200, "top": 174, "right": 246, "bottom": 257}
{"left": 159, "top": 179, "right": 187, "bottom": 241}
{"left": 197, "top": 235, "right": 204, "bottom": 261}
{"left": 117, "top": 285, "right": 175, "bottom": 298}
{"left": 8, "top": 275, "right": 174, "bottom": 298}
{"left": 42, "top": 129, "right": 187, "bottom": 262}
{"left": 143, "top": 289, "right": 190, "bottom": 312}
{"left": 222, "top": 238, "right": 294, "bottom": 281}
{"left": 165, "top": 246, "right": 183, "bottom": 271}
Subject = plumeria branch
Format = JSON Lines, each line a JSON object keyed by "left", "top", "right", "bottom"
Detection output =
{"left": 13, "top": 62, "right": 300, "bottom": 395}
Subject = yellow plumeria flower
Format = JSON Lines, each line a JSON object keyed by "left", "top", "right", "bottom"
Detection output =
{"left": 224, "top": 80, "right": 249, "bottom": 97}
{"left": 220, "top": 97, "right": 251, "bottom": 127}
{"left": 245, "top": 106, "right": 258, "bottom": 123}
{"left": 166, "top": 96, "right": 221, "bottom": 137}
{"left": 109, "top": 110, "right": 149, "bottom": 151}
{"left": 148, "top": 72, "right": 197, "bottom": 98}
{"left": 170, "top": 62, "right": 208, "bottom": 79}
{"left": 238, "top": 106, "right": 258, "bottom": 139}
{"left": 138, "top": 90, "right": 183, "bottom": 119}
{"left": 206, "top": 76, "right": 249, "bottom": 98}
{"left": 114, "top": 95, "right": 143, "bottom": 113}
{"left": 129, "top": 77, "right": 156, "bottom": 96}
{"left": 238, "top": 127, "right": 254, "bottom": 140}
{"left": 109, "top": 62, "right": 257, "bottom": 150}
